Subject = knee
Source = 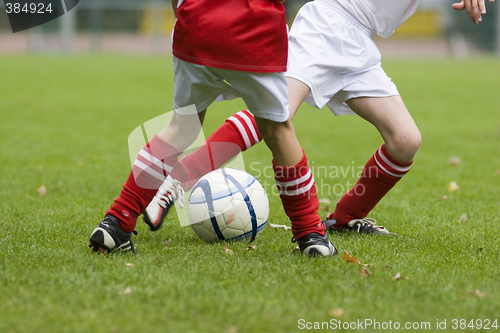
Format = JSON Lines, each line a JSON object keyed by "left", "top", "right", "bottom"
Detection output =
{"left": 255, "top": 119, "right": 294, "bottom": 145}
{"left": 387, "top": 128, "right": 422, "bottom": 163}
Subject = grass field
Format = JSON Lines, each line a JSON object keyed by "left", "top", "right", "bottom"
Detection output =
{"left": 0, "top": 55, "right": 499, "bottom": 333}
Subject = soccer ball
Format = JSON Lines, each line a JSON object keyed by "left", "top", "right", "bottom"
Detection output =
{"left": 187, "top": 168, "right": 269, "bottom": 242}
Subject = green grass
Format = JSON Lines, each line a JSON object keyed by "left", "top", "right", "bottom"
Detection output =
{"left": 0, "top": 56, "right": 499, "bottom": 333}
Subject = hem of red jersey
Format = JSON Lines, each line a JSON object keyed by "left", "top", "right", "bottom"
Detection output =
{"left": 173, "top": 51, "right": 287, "bottom": 73}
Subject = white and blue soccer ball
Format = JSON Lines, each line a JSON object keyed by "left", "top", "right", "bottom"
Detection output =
{"left": 187, "top": 168, "right": 269, "bottom": 242}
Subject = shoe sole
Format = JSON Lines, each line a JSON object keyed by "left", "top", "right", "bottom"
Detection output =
{"left": 89, "top": 228, "right": 135, "bottom": 253}
{"left": 89, "top": 228, "right": 115, "bottom": 252}
{"left": 143, "top": 204, "right": 172, "bottom": 231}
{"left": 302, "top": 242, "right": 337, "bottom": 256}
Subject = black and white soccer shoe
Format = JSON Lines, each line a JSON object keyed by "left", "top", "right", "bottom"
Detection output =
{"left": 325, "top": 218, "right": 393, "bottom": 235}
{"left": 143, "top": 175, "right": 184, "bottom": 231}
{"left": 89, "top": 215, "right": 137, "bottom": 253}
{"left": 293, "top": 232, "right": 338, "bottom": 256}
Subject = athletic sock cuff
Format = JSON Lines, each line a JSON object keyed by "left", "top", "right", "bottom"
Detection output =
{"left": 375, "top": 144, "right": 412, "bottom": 178}
{"left": 227, "top": 110, "right": 262, "bottom": 151}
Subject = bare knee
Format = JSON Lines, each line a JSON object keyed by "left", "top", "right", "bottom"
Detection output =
{"left": 254, "top": 117, "right": 303, "bottom": 166}
{"left": 255, "top": 118, "right": 293, "bottom": 147}
{"left": 386, "top": 127, "right": 422, "bottom": 163}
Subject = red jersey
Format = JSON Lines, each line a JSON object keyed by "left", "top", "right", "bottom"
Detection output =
{"left": 172, "top": 0, "right": 288, "bottom": 73}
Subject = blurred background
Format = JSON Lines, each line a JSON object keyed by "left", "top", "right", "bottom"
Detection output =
{"left": 0, "top": 0, "right": 499, "bottom": 57}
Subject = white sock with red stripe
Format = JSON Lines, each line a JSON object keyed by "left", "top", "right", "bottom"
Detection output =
{"left": 274, "top": 151, "right": 325, "bottom": 240}
{"left": 173, "top": 110, "right": 262, "bottom": 189}
{"left": 107, "top": 135, "right": 182, "bottom": 232}
{"left": 328, "top": 144, "right": 413, "bottom": 227}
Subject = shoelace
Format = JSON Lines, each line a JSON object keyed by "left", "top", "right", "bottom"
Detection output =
{"left": 347, "top": 218, "right": 391, "bottom": 234}
{"left": 155, "top": 178, "right": 185, "bottom": 209}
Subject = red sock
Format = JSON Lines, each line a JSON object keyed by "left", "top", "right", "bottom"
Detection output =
{"left": 175, "top": 110, "right": 262, "bottom": 189}
{"left": 107, "top": 135, "right": 182, "bottom": 232}
{"left": 274, "top": 151, "right": 324, "bottom": 240}
{"left": 328, "top": 144, "right": 413, "bottom": 227}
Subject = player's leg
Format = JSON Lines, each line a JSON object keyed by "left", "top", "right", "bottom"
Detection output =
{"left": 326, "top": 95, "right": 421, "bottom": 234}
{"left": 347, "top": 96, "right": 421, "bottom": 163}
{"left": 223, "top": 69, "right": 335, "bottom": 256}
{"left": 88, "top": 110, "right": 206, "bottom": 253}
{"left": 254, "top": 117, "right": 335, "bottom": 256}
{"left": 157, "top": 109, "right": 207, "bottom": 152}
{"left": 89, "top": 57, "right": 225, "bottom": 253}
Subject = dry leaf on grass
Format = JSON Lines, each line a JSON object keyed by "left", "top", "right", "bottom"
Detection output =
{"left": 447, "top": 181, "right": 460, "bottom": 193}
{"left": 435, "top": 195, "right": 449, "bottom": 201}
{"left": 162, "top": 238, "right": 171, "bottom": 245}
{"left": 470, "top": 289, "right": 492, "bottom": 298}
{"left": 269, "top": 223, "right": 291, "bottom": 230}
{"left": 496, "top": 169, "right": 500, "bottom": 176}
{"left": 385, "top": 265, "right": 393, "bottom": 269}
{"left": 458, "top": 213, "right": 467, "bottom": 222}
{"left": 37, "top": 185, "right": 47, "bottom": 196}
{"left": 392, "top": 272, "right": 409, "bottom": 281}
{"left": 360, "top": 267, "right": 372, "bottom": 277}
{"left": 329, "top": 308, "right": 345, "bottom": 318}
{"left": 447, "top": 157, "right": 461, "bottom": 165}
{"left": 223, "top": 242, "right": 234, "bottom": 255}
{"left": 245, "top": 245, "right": 256, "bottom": 251}
{"left": 125, "top": 263, "right": 134, "bottom": 267}
{"left": 343, "top": 251, "right": 361, "bottom": 264}
{"left": 343, "top": 251, "right": 373, "bottom": 266}
{"left": 123, "top": 286, "right": 132, "bottom": 295}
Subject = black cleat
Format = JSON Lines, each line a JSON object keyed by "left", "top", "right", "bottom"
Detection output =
{"left": 293, "top": 232, "right": 337, "bottom": 256}
{"left": 89, "top": 215, "right": 137, "bottom": 253}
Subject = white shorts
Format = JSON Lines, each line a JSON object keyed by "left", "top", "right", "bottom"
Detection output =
{"left": 287, "top": 0, "right": 399, "bottom": 116}
{"left": 173, "top": 57, "right": 289, "bottom": 122}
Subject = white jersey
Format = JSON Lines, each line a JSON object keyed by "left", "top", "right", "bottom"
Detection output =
{"left": 334, "top": 0, "right": 420, "bottom": 38}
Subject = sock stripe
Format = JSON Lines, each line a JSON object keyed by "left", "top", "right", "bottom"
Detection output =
{"left": 134, "top": 157, "right": 166, "bottom": 180}
{"left": 272, "top": 151, "right": 324, "bottom": 239}
{"left": 377, "top": 147, "right": 411, "bottom": 173}
{"left": 277, "top": 175, "right": 315, "bottom": 196}
{"left": 373, "top": 155, "right": 403, "bottom": 178}
{"left": 133, "top": 159, "right": 167, "bottom": 182}
{"left": 228, "top": 115, "right": 252, "bottom": 149}
{"left": 373, "top": 146, "right": 411, "bottom": 178}
{"left": 138, "top": 148, "right": 174, "bottom": 173}
{"left": 275, "top": 168, "right": 312, "bottom": 187}
{"left": 275, "top": 169, "right": 315, "bottom": 196}
{"left": 238, "top": 110, "right": 261, "bottom": 144}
